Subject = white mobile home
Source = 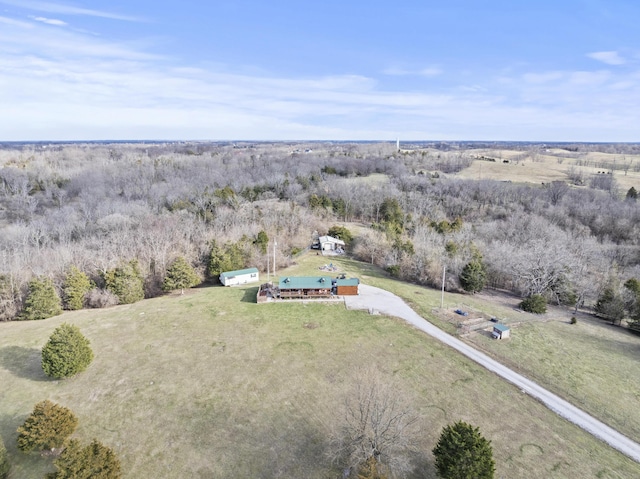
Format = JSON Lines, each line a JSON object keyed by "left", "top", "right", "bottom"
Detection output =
{"left": 220, "top": 267, "right": 259, "bottom": 286}
{"left": 318, "top": 235, "right": 346, "bottom": 253}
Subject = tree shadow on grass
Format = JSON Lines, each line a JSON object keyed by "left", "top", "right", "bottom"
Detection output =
{"left": 0, "top": 345, "right": 51, "bottom": 382}
{"left": 241, "top": 287, "right": 259, "bottom": 303}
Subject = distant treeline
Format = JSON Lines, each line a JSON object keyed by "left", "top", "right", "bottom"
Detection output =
{"left": 0, "top": 142, "right": 638, "bottom": 323}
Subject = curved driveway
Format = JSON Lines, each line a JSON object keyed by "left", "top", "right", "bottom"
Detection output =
{"left": 345, "top": 284, "right": 640, "bottom": 463}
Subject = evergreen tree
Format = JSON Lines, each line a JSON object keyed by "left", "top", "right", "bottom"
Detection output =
{"left": 20, "top": 277, "right": 62, "bottom": 320}
{"left": 207, "top": 240, "right": 247, "bottom": 280}
{"left": 459, "top": 257, "right": 487, "bottom": 294}
{"left": 47, "top": 439, "right": 121, "bottom": 479}
{"left": 0, "top": 435, "right": 9, "bottom": 479}
{"left": 595, "top": 287, "right": 625, "bottom": 325}
{"left": 103, "top": 260, "right": 144, "bottom": 304}
{"left": 626, "top": 186, "right": 638, "bottom": 201}
{"left": 62, "top": 266, "right": 93, "bottom": 310}
{"left": 328, "top": 225, "right": 354, "bottom": 245}
{"left": 163, "top": 257, "right": 200, "bottom": 294}
{"left": 42, "top": 323, "right": 94, "bottom": 378}
{"left": 623, "top": 279, "right": 640, "bottom": 331}
{"left": 519, "top": 294, "right": 547, "bottom": 314}
{"left": 254, "top": 230, "right": 269, "bottom": 254}
{"left": 433, "top": 421, "right": 495, "bottom": 479}
{"left": 16, "top": 400, "right": 78, "bottom": 452}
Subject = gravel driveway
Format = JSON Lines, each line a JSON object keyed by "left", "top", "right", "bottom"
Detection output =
{"left": 345, "top": 284, "right": 640, "bottom": 463}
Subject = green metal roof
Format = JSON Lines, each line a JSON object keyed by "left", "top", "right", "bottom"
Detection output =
{"left": 493, "top": 323, "right": 510, "bottom": 332}
{"left": 336, "top": 278, "right": 359, "bottom": 287}
{"left": 279, "top": 276, "right": 333, "bottom": 289}
{"left": 220, "top": 267, "right": 259, "bottom": 279}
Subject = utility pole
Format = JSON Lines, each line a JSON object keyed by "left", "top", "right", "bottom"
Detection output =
{"left": 273, "top": 239, "right": 277, "bottom": 279}
{"left": 441, "top": 265, "right": 446, "bottom": 309}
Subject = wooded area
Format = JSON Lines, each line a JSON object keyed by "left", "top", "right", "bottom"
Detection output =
{"left": 0, "top": 141, "right": 638, "bottom": 324}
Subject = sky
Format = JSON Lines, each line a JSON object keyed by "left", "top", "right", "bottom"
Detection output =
{"left": 1, "top": 0, "right": 640, "bottom": 141}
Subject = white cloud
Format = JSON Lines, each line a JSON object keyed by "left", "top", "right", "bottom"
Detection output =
{"left": 587, "top": 51, "right": 626, "bottom": 65}
{"left": 30, "top": 15, "right": 67, "bottom": 26}
{"left": 382, "top": 66, "right": 442, "bottom": 77}
{"left": 419, "top": 67, "right": 442, "bottom": 77}
{"left": 0, "top": 0, "right": 144, "bottom": 22}
{"left": 522, "top": 71, "right": 564, "bottom": 84}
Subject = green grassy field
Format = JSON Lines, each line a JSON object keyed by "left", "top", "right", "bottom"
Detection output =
{"left": 1, "top": 254, "right": 639, "bottom": 478}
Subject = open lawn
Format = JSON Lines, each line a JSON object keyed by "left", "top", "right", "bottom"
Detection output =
{"left": 1, "top": 254, "right": 639, "bottom": 478}
{"left": 468, "top": 315, "right": 640, "bottom": 444}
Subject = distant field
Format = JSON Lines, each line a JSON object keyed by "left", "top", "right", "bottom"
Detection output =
{"left": 455, "top": 149, "right": 640, "bottom": 193}
{"left": 1, "top": 254, "right": 639, "bottom": 478}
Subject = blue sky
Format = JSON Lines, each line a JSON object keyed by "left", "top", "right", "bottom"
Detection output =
{"left": 1, "top": 0, "right": 639, "bottom": 141}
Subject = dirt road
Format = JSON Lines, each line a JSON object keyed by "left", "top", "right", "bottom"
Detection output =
{"left": 345, "top": 284, "right": 640, "bottom": 463}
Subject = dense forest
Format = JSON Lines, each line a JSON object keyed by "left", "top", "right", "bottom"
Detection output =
{"left": 1, "top": 141, "right": 639, "bottom": 325}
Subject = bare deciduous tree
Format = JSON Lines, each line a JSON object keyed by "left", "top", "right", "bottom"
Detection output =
{"left": 329, "top": 369, "right": 419, "bottom": 478}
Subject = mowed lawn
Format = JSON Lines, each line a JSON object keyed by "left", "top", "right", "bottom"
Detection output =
{"left": 1, "top": 256, "right": 639, "bottom": 478}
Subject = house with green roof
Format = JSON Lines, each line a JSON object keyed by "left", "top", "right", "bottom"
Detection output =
{"left": 278, "top": 276, "right": 333, "bottom": 298}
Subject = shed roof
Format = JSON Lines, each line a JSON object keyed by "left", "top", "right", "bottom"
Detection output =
{"left": 493, "top": 323, "right": 510, "bottom": 332}
{"left": 220, "top": 267, "right": 259, "bottom": 279}
{"left": 336, "top": 278, "right": 360, "bottom": 287}
{"left": 279, "top": 276, "right": 333, "bottom": 289}
{"left": 318, "top": 235, "right": 345, "bottom": 246}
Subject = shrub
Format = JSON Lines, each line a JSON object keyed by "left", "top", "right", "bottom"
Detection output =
{"left": 0, "top": 436, "right": 9, "bottom": 479}
{"left": 519, "top": 294, "right": 547, "bottom": 314}
{"left": 47, "top": 439, "right": 121, "bottom": 479}
{"left": 327, "top": 225, "right": 354, "bottom": 245}
{"left": 85, "top": 288, "right": 119, "bottom": 309}
{"left": 163, "top": 257, "right": 200, "bottom": 294}
{"left": 62, "top": 266, "right": 93, "bottom": 310}
{"left": 433, "top": 421, "right": 495, "bottom": 479}
{"left": 17, "top": 400, "right": 78, "bottom": 452}
{"left": 386, "top": 265, "right": 400, "bottom": 277}
{"left": 570, "top": 316, "right": 577, "bottom": 324}
{"left": 103, "top": 260, "right": 144, "bottom": 304}
{"left": 42, "top": 323, "right": 94, "bottom": 378}
{"left": 20, "top": 277, "right": 62, "bottom": 321}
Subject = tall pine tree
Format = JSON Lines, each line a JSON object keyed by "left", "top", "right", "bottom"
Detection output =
{"left": 62, "top": 266, "right": 93, "bottom": 310}
{"left": 103, "top": 260, "right": 144, "bottom": 304}
{"left": 20, "top": 277, "right": 62, "bottom": 320}
{"left": 459, "top": 255, "right": 487, "bottom": 294}
{"left": 163, "top": 257, "right": 200, "bottom": 294}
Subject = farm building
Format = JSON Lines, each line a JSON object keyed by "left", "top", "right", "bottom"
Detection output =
{"left": 492, "top": 323, "right": 510, "bottom": 339}
{"left": 318, "top": 235, "right": 346, "bottom": 253}
{"left": 220, "top": 267, "right": 259, "bottom": 286}
{"left": 279, "top": 276, "right": 333, "bottom": 299}
{"left": 335, "top": 277, "right": 359, "bottom": 295}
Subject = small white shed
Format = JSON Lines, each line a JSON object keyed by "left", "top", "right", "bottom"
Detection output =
{"left": 220, "top": 267, "right": 259, "bottom": 286}
{"left": 492, "top": 323, "right": 511, "bottom": 339}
